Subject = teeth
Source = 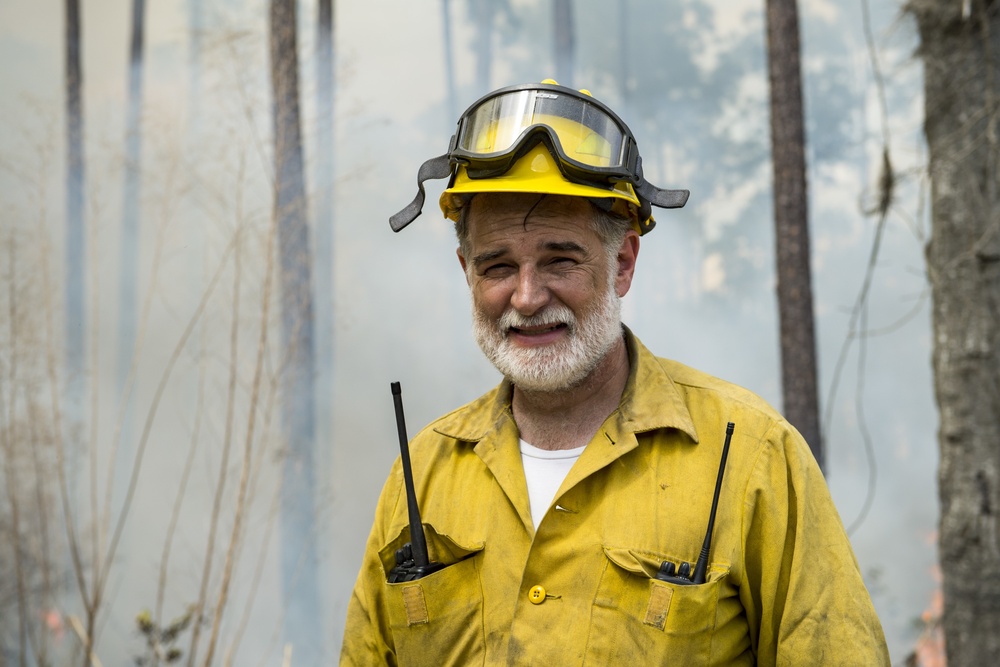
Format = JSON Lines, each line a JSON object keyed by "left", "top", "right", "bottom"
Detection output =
{"left": 513, "top": 324, "right": 561, "bottom": 334}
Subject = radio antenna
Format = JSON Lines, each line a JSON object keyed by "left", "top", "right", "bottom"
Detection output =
{"left": 691, "top": 422, "right": 735, "bottom": 584}
{"left": 391, "top": 381, "right": 430, "bottom": 568}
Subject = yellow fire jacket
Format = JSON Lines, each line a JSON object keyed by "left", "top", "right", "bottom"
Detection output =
{"left": 341, "top": 331, "right": 889, "bottom": 666}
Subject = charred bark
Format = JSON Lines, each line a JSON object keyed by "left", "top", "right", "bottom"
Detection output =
{"left": 64, "top": 0, "right": 85, "bottom": 442}
{"left": 315, "top": 0, "right": 335, "bottom": 476}
{"left": 116, "top": 0, "right": 145, "bottom": 467}
{"left": 553, "top": 0, "right": 574, "bottom": 87}
{"left": 270, "top": 0, "right": 323, "bottom": 661}
{"left": 765, "top": 0, "right": 823, "bottom": 469}
{"left": 910, "top": 0, "right": 1000, "bottom": 664}
{"left": 441, "top": 0, "right": 457, "bottom": 122}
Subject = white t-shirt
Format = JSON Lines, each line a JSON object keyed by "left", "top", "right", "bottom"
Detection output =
{"left": 519, "top": 439, "right": 587, "bottom": 530}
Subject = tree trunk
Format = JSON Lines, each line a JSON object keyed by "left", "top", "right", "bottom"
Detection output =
{"left": 553, "top": 0, "right": 574, "bottom": 87}
{"left": 64, "top": 0, "right": 85, "bottom": 453}
{"left": 117, "top": 0, "right": 145, "bottom": 465}
{"left": 315, "top": 0, "right": 335, "bottom": 490}
{"left": 765, "top": 0, "right": 823, "bottom": 469}
{"left": 472, "top": 0, "right": 494, "bottom": 93}
{"left": 618, "top": 0, "right": 630, "bottom": 119}
{"left": 910, "top": 0, "right": 1000, "bottom": 664}
{"left": 441, "top": 0, "right": 457, "bottom": 122}
{"left": 269, "top": 0, "right": 323, "bottom": 661}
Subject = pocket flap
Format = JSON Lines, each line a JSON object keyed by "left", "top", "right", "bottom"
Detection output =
{"left": 603, "top": 547, "right": 672, "bottom": 579}
{"left": 379, "top": 523, "right": 484, "bottom": 577}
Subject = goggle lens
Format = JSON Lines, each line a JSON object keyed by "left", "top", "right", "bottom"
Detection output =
{"left": 458, "top": 89, "right": 627, "bottom": 169}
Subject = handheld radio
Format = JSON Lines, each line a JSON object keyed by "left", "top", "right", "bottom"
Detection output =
{"left": 386, "top": 381, "right": 445, "bottom": 583}
{"left": 654, "top": 422, "right": 735, "bottom": 586}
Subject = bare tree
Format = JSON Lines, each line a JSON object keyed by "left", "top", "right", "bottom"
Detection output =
{"left": 553, "top": 0, "right": 574, "bottom": 87}
{"left": 269, "top": 0, "right": 323, "bottom": 662}
{"left": 471, "top": 0, "right": 495, "bottom": 94}
{"left": 116, "top": 0, "right": 147, "bottom": 480}
{"left": 314, "top": 0, "right": 335, "bottom": 467}
{"left": 908, "top": 0, "right": 1000, "bottom": 664}
{"left": 765, "top": 0, "right": 822, "bottom": 468}
{"left": 64, "top": 0, "right": 86, "bottom": 476}
{"left": 441, "top": 0, "right": 457, "bottom": 123}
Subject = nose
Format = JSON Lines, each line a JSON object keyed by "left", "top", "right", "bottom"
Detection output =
{"left": 510, "top": 267, "right": 550, "bottom": 317}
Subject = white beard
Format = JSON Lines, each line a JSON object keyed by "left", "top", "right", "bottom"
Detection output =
{"left": 472, "top": 280, "right": 623, "bottom": 393}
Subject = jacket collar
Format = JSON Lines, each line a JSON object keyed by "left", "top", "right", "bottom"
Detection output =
{"left": 432, "top": 326, "right": 699, "bottom": 445}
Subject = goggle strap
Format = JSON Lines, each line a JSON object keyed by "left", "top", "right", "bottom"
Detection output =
{"left": 636, "top": 179, "right": 690, "bottom": 209}
{"left": 389, "top": 154, "right": 453, "bottom": 232}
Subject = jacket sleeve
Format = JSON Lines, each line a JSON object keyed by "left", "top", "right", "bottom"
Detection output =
{"left": 738, "top": 420, "right": 890, "bottom": 666}
{"left": 340, "top": 463, "right": 403, "bottom": 667}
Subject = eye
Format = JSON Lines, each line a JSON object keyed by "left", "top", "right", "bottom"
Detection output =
{"left": 481, "top": 262, "right": 515, "bottom": 277}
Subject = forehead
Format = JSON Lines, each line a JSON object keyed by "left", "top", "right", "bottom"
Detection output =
{"left": 465, "top": 194, "right": 601, "bottom": 248}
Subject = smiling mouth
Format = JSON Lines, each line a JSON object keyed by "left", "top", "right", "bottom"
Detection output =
{"left": 508, "top": 323, "right": 569, "bottom": 336}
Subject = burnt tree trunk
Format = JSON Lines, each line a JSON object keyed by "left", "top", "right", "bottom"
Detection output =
{"left": 441, "top": 0, "right": 457, "bottom": 122}
{"left": 910, "top": 0, "right": 1000, "bottom": 664}
{"left": 765, "top": 0, "right": 823, "bottom": 469}
{"left": 472, "top": 0, "right": 495, "bottom": 93}
{"left": 315, "top": 0, "right": 335, "bottom": 483}
{"left": 269, "top": 0, "right": 323, "bottom": 661}
{"left": 553, "top": 0, "right": 574, "bottom": 87}
{"left": 64, "top": 0, "right": 86, "bottom": 454}
{"left": 116, "top": 0, "right": 145, "bottom": 471}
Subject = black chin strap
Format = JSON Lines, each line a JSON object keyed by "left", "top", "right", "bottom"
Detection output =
{"left": 636, "top": 179, "right": 690, "bottom": 210}
{"left": 632, "top": 154, "right": 689, "bottom": 225}
{"left": 389, "top": 155, "right": 453, "bottom": 232}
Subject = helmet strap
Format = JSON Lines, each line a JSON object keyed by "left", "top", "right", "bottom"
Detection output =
{"left": 634, "top": 179, "right": 690, "bottom": 210}
{"left": 389, "top": 154, "right": 453, "bottom": 232}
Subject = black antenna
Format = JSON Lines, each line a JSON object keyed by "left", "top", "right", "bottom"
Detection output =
{"left": 691, "top": 422, "right": 735, "bottom": 584}
{"left": 387, "top": 382, "right": 443, "bottom": 582}
{"left": 391, "top": 381, "right": 429, "bottom": 567}
{"left": 655, "top": 421, "right": 735, "bottom": 585}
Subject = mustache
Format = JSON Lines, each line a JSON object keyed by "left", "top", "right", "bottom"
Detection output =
{"left": 497, "top": 305, "right": 577, "bottom": 334}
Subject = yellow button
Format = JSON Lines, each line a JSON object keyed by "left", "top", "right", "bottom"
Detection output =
{"left": 528, "top": 585, "right": 546, "bottom": 605}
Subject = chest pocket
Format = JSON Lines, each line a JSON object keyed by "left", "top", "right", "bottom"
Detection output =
{"left": 585, "top": 546, "right": 729, "bottom": 665}
{"left": 378, "top": 525, "right": 486, "bottom": 667}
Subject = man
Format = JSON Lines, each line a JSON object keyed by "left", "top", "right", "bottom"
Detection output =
{"left": 341, "top": 81, "right": 889, "bottom": 665}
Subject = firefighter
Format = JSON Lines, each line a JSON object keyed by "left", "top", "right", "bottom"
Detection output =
{"left": 341, "top": 81, "right": 889, "bottom": 666}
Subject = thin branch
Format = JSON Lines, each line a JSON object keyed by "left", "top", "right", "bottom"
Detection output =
{"left": 845, "top": 266, "right": 879, "bottom": 536}
{"left": 223, "top": 447, "right": 282, "bottom": 667}
{"left": 201, "top": 163, "right": 278, "bottom": 667}
{"left": 38, "top": 180, "right": 90, "bottom": 617}
{"left": 96, "top": 231, "right": 238, "bottom": 597}
{"left": 860, "top": 285, "right": 931, "bottom": 337}
{"left": 2, "top": 232, "right": 28, "bottom": 667}
{"left": 187, "top": 167, "right": 248, "bottom": 667}
{"left": 67, "top": 615, "right": 105, "bottom": 667}
{"left": 101, "top": 146, "right": 180, "bottom": 561}
{"left": 88, "top": 155, "right": 102, "bottom": 614}
{"left": 861, "top": 0, "right": 891, "bottom": 148}
{"left": 152, "top": 317, "right": 209, "bottom": 667}
{"left": 27, "top": 400, "right": 54, "bottom": 667}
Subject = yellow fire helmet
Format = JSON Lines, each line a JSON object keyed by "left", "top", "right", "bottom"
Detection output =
{"left": 390, "top": 80, "right": 689, "bottom": 235}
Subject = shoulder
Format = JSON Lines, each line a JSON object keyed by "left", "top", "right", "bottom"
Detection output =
{"left": 656, "top": 356, "right": 783, "bottom": 423}
{"left": 644, "top": 351, "right": 814, "bottom": 470}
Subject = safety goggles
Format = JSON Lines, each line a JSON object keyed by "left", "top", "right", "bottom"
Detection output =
{"left": 452, "top": 84, "right": 638, "bottom": 183}
{"left": 390, "top": 82, "right": 689, "bottom": 232}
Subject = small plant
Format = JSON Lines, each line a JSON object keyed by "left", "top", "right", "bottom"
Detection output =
{"left": 134, "top": 606, "right": 195, "bottom": 666}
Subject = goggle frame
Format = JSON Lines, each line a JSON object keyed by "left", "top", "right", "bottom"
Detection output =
{"left": 447, "top": 83, "right": 644, "bottom": 191}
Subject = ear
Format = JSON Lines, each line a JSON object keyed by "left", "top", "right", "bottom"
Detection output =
{"left": 457, "top": 247, "right": 471, "bottom": 286}
{"left": 614, "top": 231, "right": 640, "bottom": 298}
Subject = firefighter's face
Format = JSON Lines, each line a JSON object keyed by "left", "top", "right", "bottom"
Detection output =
{"left": 457, "top": 193, "right": 638, "bottom": 392}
